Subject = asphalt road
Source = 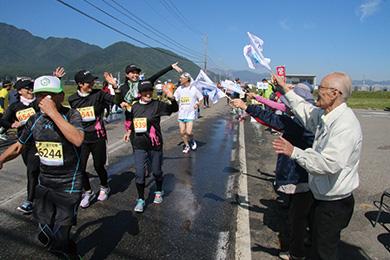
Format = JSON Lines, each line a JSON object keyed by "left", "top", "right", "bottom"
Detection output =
{"left": 0, "top": 101, "right": 389, "bottom": 260}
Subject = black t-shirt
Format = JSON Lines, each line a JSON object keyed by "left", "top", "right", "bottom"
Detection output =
{"left": 18, "top": 107, "right": 84, "bottom": 192}
{"left": 1, "top": 100, "right": 40, "bottom": 143}
{"left": 68, "top": 89, "right": 113, "bottom": 143}
{"left": 128, "top": 99, "right": 178, "bottom": 150}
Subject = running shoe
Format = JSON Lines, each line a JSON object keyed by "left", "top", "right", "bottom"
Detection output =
{"left": 80, "top": 191, "right": 95, "bottom": 208}
{"left": 182, "top": 145, "right": 190, "bottom": 154}
{"left": 134, "top": 199, "right": 145, "bottom": 213}
{"left": 204, "top": 105, "right": 206, "bottom": 109}
{"left": 97, "top": 186, "right": 110, "bottom": 201}
{"left": 190, "top": 140, "right": 197, "bottom": 150}
{"left": 17, "top": 201, "right": 33, "bottom": 214}
{"left": 0, "top": 134, "right": 7, "bottom": 141}
{"left": 207, "top": 105, "right": 210, "bottom": 108}
{"left": 154, "top": 191, "right": 164, "bottom": 204}
{"left": 279, "top": 251, "right": 306, "bottom": 260}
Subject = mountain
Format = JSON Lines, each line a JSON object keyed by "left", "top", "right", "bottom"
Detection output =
{"left": 0, "top": 23, "right": 101, "bottom": 77}
{"left": 0, "top": 22, "right": 207, "bottom": 84}
{"left": 208, "top": 67, "right": 269, "bottom": 83}
{"left": 63, "top": 42, "right": 202, "bottom": 84}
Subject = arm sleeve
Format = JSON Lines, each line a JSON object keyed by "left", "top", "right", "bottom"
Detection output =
{"left": 18, "top": 116, "right": 35, "bottom": 144}
{"left": 291, "top": 123, "right": 361, "bottom": 176}
{"left": 255, "top": 96, "right": 286, "bottom": 112}
{"left": 101, "top": 91, "right": 114, "bottom": 105}
{"left": 159, "top": 99, "right": 179, "bottom": 116}
{"left": 147, "top": 65, "right": 173, "bottom": 84}
{"left": 246, "top": 105, "right": 285, "bottom": 132}
{"left": 0, "top": 97, "right": 4, "bottom": 110}
{"left": 285, "top": 91, "right": 321, "bottom": 133}
{"left": 1, "top": 105, "right": 15, "bottom": 128}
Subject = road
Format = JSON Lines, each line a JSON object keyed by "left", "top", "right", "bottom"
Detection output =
{"left": 0, "top": 101, "right": 389, "bottom": 260}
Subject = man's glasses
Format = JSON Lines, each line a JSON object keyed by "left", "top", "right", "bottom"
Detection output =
{"left": 318, "top": 85, "right": 343, "bottom": 95}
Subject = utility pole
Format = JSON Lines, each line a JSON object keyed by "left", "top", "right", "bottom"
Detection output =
{"left": 201, "top": 35, "right": 208, "bottom": 74}
{"left": 219, "top": 58, "right": 222, "bottom": 82}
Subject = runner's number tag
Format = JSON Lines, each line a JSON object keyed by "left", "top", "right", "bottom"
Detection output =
{"left": 77, "top": 106, "right": 95, "bottom": 122}
{"left": 35, "top": 141, "right": 64, "bottom": 166}
{"left": 16, "top": 108, "right": 36, "bottom": 125}
{"left": 134, "top": 118, "right": 147, "bottom": 133}
{"left": 180, "top": 96, "right": 190, "bottom": 105}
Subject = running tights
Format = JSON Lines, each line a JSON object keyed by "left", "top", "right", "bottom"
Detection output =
{"left": 38, "top": 223, "right": 78, "bottom": 258}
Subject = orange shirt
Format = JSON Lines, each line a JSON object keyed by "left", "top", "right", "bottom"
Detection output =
{"left": 165, "top": 82, "right": 175, "bottom": 94}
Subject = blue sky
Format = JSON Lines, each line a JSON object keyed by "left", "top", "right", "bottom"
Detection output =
{"left": 1, "top": 0, "right": 389, "bottom": 82}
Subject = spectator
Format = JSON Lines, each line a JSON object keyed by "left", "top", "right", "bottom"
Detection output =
{"left": 272, "top": 72, "right": 362, "bottom": 260}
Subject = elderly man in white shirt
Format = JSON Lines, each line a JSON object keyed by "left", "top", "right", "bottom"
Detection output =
{"left": 272, "top": 72, "right": 363, "bottom": 260}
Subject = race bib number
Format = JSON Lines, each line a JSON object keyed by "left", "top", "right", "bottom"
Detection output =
{"left": 134, "top": 118, "right": 147, "bottom": 133}
{"left": 180, "top": 96, "right": 190, "bottom": 105}
{"left": 16, "top": 108, "right": 36, "bottom": 125}
{"left": 35, "top": 141, "right": 64, "bottom": 166}
{"left": 77, "top": 106, "right": 95, "bottom": 122}
{"left": 239, "top": 94, "right": 245, "bottom": 99}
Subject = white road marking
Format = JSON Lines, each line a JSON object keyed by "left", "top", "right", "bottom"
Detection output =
{"left": 225, "top": 175, "right": 235, "bottom": 199}
{"left": 230, "top": 149, "right": 236, "bottom": 162}
{"left": 215, "top": 231, "right": 229, "bottom": 260}
{"left": 235, "top": 122, "right": 252, "bottom": 260}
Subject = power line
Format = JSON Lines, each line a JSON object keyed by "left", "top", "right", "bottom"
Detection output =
{"left": 104, "top": 0, "right": 204, "bottom": 59}
{"left": 141, "top": 0, "right": 199, "bottom": 42}
{"left": 55, "top": 0, "right": 202, "bottom": 63}
{"left": 164, "top": 0, "right": 203, "bottom": 36}
{"left": 82, "top": 0, "right": 202, "bottom": 61}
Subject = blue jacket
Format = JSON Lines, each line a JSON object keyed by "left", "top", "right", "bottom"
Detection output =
{"left": 246, "top": 105, "right": 314, "bottom": 185}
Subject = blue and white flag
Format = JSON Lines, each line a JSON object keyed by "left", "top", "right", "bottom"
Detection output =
{"left": 245, "top": 32, "right": 272, "bottom": 71}
{"left": 221, "top": 80, "right": 245, "bottom": 95}
{"left": 192, "top": 70, "right": 226, "bottom": 104}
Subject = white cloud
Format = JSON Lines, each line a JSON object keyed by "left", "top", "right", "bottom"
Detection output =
{"left": 359, "top": 0, "right": 383, "bottom": 22}
{"left": 279, "top": 19, "right": 291, "bottom": 31}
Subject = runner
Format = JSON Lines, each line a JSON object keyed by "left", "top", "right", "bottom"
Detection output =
{"left": 0, "top": 75, "right": 84, "bottom": 259}
{"left": 0, "top": 79, "right": 40, "bottom": 214}
{"left": 68, "top": 70, "right": 120, "bottom": 208}
{"left": 155, "top": 80, "right": 164, "bottom": 100}
{"left": 0, "top": 80, "right": 13, "bottom": 140}
{"left": 111, "top": 62, "right": 182, "bottom": 114}
{"left": 174, "top": 72, "right": 203, "bottom": 154}
{"left": 123, "top": 80, "right": 178, "bottom": 213}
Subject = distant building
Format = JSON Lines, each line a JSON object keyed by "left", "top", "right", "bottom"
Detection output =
{"left": 285, "top": 74, "right": 317, "bottom": 88}
{"left": 371, "top": 84, "right": 384, "bottom": 91}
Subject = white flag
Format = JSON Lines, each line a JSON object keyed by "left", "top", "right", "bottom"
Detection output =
{"left": 192, "top": 70, "right": 226, "bottom": 104}
{"left": 221, "top": 80, "right": 244, "bottom": 95}
{"left": 245, "top": 32, "right": 272, "bottom": 71}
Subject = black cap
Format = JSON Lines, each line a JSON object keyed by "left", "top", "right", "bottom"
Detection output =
{"left": 138, "top": 80, "right": 154, "bottom": 92}
{"left": 74, "top": 70, "right": 98, "bottom": 84}
{"left": 235, "top": 78, "right": 240, "bottom": 81}
{"left": 125, "top": 65, "right": 141, "bottom": 74}
{"left": 14, "top": 78, "right": 33, "bottom": 90}
{"left": 2, "top": 80, "right": 12, "bottom": 87}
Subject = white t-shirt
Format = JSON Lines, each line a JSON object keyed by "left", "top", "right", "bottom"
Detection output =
{"left": 155, "top": 83, "right": 163, "bottom": 91}
{"left": 174, "top": 84, "right": 203, "bottom": 120}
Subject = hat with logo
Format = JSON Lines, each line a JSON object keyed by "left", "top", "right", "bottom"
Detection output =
{"left": 125, "top": 64, "right": 141, "bottom": 74}
{"left": 75, "top": 70, "right": 98, "bottom": 84}
{"left": 2, "top": 80, "right": 12, "bottom": 87}
{"left": 32, "top": 76, "right": 63, "bottom": 94}
{"left": 14, "top": 78, "right": 34, "bottom": 90}
{"left": 138, "top": 80, "right": 154, "bottom": 92}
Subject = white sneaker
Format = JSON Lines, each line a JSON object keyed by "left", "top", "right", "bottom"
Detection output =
{"left": 134, "top": 199, "right": 145, "bottom": 212}
{"left": 0, "top": 134, "right": 7, "bottom": 141}
{"left": 80, "top": 191, "right": 95, "bottom": 208}
{"left": 182, "top": 145, "right": 190, "bottom": 154}
{"left": 190, "top": 140, "right": 197, "bottom": 150}
{"left": 97, "top": 186, "right": 110, "bottom": 201}
{"left": 153, "top": 191, "right": 164, "bottom": 204}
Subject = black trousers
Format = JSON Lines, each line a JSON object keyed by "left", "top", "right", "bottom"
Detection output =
{"left": 80, "top": 138, "right": 108, "bottom": 191}
{"left": 21, "top": 144, "right": 40, "bottom": 202}
{"left": 312, "top": 194, "right": 354, "bottom": 260}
